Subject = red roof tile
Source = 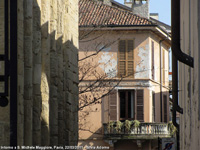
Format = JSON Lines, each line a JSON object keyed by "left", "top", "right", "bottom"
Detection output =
{"left": 79, "top": 0, "right": 155, "bottom": 27}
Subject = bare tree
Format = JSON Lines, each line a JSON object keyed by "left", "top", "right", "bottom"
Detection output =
{"left": 78, "top": 28, "right": 160, "bottom": 136}
{"left": 78, "top": 29, "right": 124, "bottom": 109}
{"left": 78, "top": 29, "right": 124, "bottom": 135}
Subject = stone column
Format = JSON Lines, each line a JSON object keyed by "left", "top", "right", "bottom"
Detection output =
{"left": 50, "top": 0, "right": 58, "bottom": 146}
{"left": 57, "top": 0, "right": 65, "bottom": 145}
{"left": 41, "top": 0, "right": 50, "bottom": 146}
{"left": 32, "top": 0, "right": 42, "bottom": 146}
{"left": 23, "top": 0, "right": 33, "bottom": 146}
{"left": 17, "top": 0, "right": 24, "bottom": 146}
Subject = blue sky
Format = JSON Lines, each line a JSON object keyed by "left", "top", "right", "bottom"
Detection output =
{"left": 115, "top": 0, "right": 171, "bottom": 25}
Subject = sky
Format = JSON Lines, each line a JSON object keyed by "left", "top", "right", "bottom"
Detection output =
{"left": 115, "top": 0, "right": 171, "bottom": 25}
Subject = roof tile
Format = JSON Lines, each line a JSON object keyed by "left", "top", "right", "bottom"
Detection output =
{"left": 79, "top": 0, "right": 155, "bottom": 27}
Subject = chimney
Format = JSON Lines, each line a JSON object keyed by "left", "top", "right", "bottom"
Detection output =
{"left": 124, "top": 0, "right": 149, "bottom": 18}
{"left": 124, "top": 0, "right": 132, "bottom": 8}
{"left": 104, "top": 0, "right": 111, "bottom": 6}
{"left": 150, "top": 13, "right": 159, "bottom": 20}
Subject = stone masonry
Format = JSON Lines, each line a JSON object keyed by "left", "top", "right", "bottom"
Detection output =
{"left": 124, "top": 0, "right": 149, "bottom": 18}
{"left": 0, "top": 0, "right": 79, "bottom": 147}
{"left": 0, "top": 0, "right": 10, "bottom": 145}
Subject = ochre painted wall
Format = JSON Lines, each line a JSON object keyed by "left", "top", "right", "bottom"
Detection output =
{"left": 78, "top": 29, "right": 170, "bottom": 149}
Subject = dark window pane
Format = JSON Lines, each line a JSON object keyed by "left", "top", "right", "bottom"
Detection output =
{"left": 129, "top": 91, "right": 135, "bottom": 119}
{"left": 128, "top": 91, "right": 131, "bottom": 118}
{"left": 120, "top": 91, "right": 126, "bottom": 118}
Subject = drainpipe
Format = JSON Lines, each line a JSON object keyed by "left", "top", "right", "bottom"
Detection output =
{"left": 10, "top": 0, "right": 18, "bottom": 146}
{"left": 171, "top": 0, "right": 194, "bottom": 150}
{"left": 171, "top": 1, "right": 193, "bottom": 68}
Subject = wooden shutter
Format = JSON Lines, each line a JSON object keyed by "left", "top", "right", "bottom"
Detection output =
{"left": 102, "top": 95, "right": 109, "bottom": 123}
{"left": 163, "top": 95, "right": 168, "bottom": 122}
{"left": 151, "top": 41, "right": 155, "bottom": 80}
{"left": 118, "top": 40, "right": 134, "bottom": 77}
{"left": 152, "top": 92, "right": 155, "bottom": 122}
{"left": 136, "top": 90, "right": 144, "bottom": 122}
{"left": 118, "top": 40, "right": 126, "bottom": 76}
{"left": 127, "top": 40, "right": 134, "bottom": 77}
{"left": 109, "top": 90, "right": 117, "bottom": 121}
{"left": 162, "top": 49, "right": 165, "bottom": 85}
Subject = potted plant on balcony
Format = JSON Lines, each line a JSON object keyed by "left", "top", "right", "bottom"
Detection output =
{"left": 115, "top": 121, "right": 123, "bottom": 134}
{"left": 168, "top": 121, "right": 177, "bottom": 136}
{"left": 132, "top": 120, "right": 140, "bottom": 128}
{"left": 125, "top": 120, "right": 132, "bottom": 133}
{"left": 132, "top": 120, "right": 140, "bottom": 134}
{"left": 107, "top": 121, "right": 114, "bottom": 134}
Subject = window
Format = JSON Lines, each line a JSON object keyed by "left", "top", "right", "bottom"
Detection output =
{"left": 118, "top": 40, "right": 134, "bottom": 77}
{"left": 105, "top": 89, "right": 144, "bottom": 122}
{"left": 151, "top": 41, "right": 155, "bottom": 80}
{"left": 162, "top": 49, "right": 165, "bottom": 84}
{"left": 119, "top": 90, "right": 135, "bottom": 120}
{"left": 163, "top": 95, "right": 168, "bottom": 122}
{"left": 152, "top": 92, "right": 155, "bottom": 122}
{"left": 119, "top": 89, "right": 144, "bottom": 122}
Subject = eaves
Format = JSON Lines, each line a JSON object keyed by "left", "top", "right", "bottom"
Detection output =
{"left": 79, "top": 25, "right": 171, "bottom": 44}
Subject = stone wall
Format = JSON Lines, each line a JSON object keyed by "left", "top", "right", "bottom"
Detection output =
{"left": 132, "top": 0, "right": 149, "bottom": 18}
{"left": 124, "top": 0, "right": 149, "bottom": 18}
{"left": 0, "top": 0, "right": 10, "bottom": 146}
{"left": 0, "top": 0, "right": 79, "bottom": 147}
{"left": 179, "top": 0, "right": 200, "bottom": 149}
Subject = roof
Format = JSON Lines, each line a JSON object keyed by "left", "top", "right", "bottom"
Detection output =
{"left": 79, "top": 0, "right": 155, "bottom": 27}
{"left": 110, "top": 0, "right": 171, "bottom": 34}
{"left": 150, "top": 17, "right": 171, "bottom": 34}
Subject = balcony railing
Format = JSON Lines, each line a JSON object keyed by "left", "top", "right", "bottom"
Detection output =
{"left": 103, "top": 122, "right": 172, "bottom": 140}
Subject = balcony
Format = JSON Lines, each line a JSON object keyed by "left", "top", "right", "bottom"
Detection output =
{"left": 103, "top": 122, "right": 172, "bottom": 140}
